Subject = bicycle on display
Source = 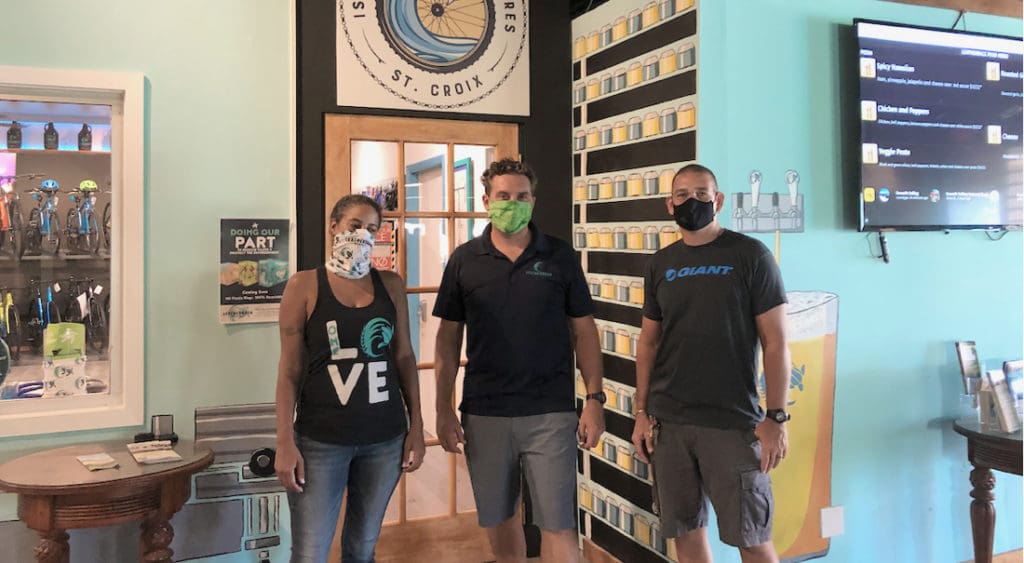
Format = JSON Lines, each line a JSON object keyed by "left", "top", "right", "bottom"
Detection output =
{"left": 24, "top": 179, "right": 62, "bottom": 256}
{"left": 0, "top": 287, "right": 22, "bottom": 362}
{"left": 27, "top": 279, "right": 60, "bottom": 354}
{"left": 0, "top": 173, "right": 35, "bottom": 260}
{"left": 102, "top": 199, "right": 111, "bottom": 253}
{"left": 62, "top": 276, "right": 107, "bottom": 354}
{"left": 101, "top": 181, "right": 115, "bottom": 254}
{"left": 65, "top": 180, "right": 102, "bottom": 255}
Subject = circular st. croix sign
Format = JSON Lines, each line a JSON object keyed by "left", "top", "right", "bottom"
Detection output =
{"left": 338, "top": 0, "right": 529, "bottom": 111}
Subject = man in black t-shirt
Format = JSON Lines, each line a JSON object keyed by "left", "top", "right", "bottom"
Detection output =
{"left": 632, "top": 164, "right": 790, "bottom": 563}
{"left": 433, "top": 159, "right": 604, "bottom": 563}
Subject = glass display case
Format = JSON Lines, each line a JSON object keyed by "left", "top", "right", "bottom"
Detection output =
{"left": 0, "top": 66, "right": 143, "bottom": 436}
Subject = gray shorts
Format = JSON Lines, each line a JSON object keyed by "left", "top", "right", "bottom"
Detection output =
{"left": 651, "top": 422, "right": 773, "bottom": 548}
{"left": 462, "top": 411, "right": 578, "bottom": 531}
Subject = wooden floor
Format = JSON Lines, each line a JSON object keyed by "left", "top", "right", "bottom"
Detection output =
{"left": 964, "top": 549, "right": 1023, "bottom": 563}
{"left": 373, "top": 512, "right": 493, "bottom": 563}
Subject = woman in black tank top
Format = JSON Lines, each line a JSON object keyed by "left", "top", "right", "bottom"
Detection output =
{"left": 275, "top": 195, "right": 424, "bottom": 563}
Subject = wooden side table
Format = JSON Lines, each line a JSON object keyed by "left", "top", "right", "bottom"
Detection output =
{"left": 0, "top": 439, "right": 213, "bottom": 563}
{"left": 953, "top": 419, "right": 1023, "bottom": 563}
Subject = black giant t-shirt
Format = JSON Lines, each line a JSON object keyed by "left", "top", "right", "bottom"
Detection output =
{"left": 433, "top": 224, "right": 595, "bottom": 416}
{"left": 643, "top": 229, "right": 787, "bottom": 429}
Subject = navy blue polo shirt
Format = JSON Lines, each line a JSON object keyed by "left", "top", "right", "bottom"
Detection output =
{"left": 433, "top": 223, "right": 595, "bottom": 417}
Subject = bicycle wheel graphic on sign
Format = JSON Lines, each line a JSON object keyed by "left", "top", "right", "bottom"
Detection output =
{"left": 377, "top": 0, "right": 495, "bottom": 73}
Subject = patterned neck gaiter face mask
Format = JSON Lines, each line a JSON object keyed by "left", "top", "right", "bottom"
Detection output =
{"left": 326, "top": 229, "right": 374, "bottom": 279}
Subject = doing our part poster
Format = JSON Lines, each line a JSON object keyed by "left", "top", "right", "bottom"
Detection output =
{"left": 220, "top": 219, "right": 290, "bottom": 324}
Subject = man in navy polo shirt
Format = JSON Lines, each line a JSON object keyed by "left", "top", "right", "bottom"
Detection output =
{"left": 434, "top": 158, "right": 605, "bottom": 563}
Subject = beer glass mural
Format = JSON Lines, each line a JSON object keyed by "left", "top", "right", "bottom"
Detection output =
{"left": 760, "top": 291, "right": 840, "bottom": 561}
{"left": 572, "top": 0, "right": 700, "bottom": 561}
{"left": 574, "top": 0, "right": 838, "bottom": 561}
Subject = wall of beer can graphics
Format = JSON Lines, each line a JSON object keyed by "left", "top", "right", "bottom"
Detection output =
{"left": 571, "top": 1, "right": 697, "bottom": 562}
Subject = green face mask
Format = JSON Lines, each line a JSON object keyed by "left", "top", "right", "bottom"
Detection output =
{"left": 488, "top": 200, "right": 533, "bottom": 234}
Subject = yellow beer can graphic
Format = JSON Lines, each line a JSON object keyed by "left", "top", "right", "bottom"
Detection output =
{"left": 659, "top": 168, "right": 675, "bottom": 194}
{"left": 629, "top": 280, "right": 644, "bottom": 303}
{"left": 642, "top": 2, "right": 659, "bottom": 28}
{"left": 761, "top": 291, "right": 839, "bottom": 560}
{"left": 612, "top": 121, "right": 628, "bottom": 144}
{"left": 579, "top": 482, "right": 593, "bottom": 510}
{"left": 627, "top": 227, "right": 643, "bottom": 250}
{"left": 627, "top": 173, "right": 643, "bottom": 197}
{"left": 573, "top": 36, "right": 587, "bottom": 60}
{"left": 616, "top": 442, "right": 633, "bottom": 471}
{"left": 615, "top": 328, "right": 630, "bottom": 355}
{"left": 612, "top": 17, "right": 628, "bottom": 41}
{"left": 659, "top": 49, "right": 677, "bottom": 75}
{"left": 677, "top": 101, "right": 696, "bottom": 129}
{"left": 627, "top": 62, "right": 643, "bottom": 86}
{"left": 659, "top": 226, "right": 678, "bottom": 248}
{"left": 574, "top": 181, "right": 587, "bottom": 202}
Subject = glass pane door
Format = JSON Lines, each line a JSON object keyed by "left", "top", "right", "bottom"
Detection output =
{"left": 323, "top": 115, "right": 518, "bottom": 560}
{"left": 350, "top": 139, "right": 499, "bottom": 521}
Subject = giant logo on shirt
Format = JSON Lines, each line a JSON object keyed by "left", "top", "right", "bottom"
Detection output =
{"left": 665, "top": 265, "right": 734, "bottom": 281}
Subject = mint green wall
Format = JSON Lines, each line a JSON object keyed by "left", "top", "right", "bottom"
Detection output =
{"left": 700, "top": 1, "right": 1022, "bottom": 562}
{"left": 0, "top": 0, "right": 290, "bottom": 516}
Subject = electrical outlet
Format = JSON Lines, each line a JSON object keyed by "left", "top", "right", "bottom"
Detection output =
{"left": 820, "top": 505, "right": 844, "bottom": 538}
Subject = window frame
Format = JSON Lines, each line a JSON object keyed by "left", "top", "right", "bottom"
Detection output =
{"left": 0, "top": 65, "right": 144, "bottom": 437}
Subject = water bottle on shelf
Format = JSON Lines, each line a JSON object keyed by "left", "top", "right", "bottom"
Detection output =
{"left": 43, "top": 122, "right": 59, "bottom": 150}
{"left": 78, "top": 124, "right": 92, "bottom": 151}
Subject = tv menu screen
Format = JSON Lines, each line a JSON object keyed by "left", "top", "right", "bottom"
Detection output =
{"left": 857, "top": 21, "right": 1023, "bottom": 230}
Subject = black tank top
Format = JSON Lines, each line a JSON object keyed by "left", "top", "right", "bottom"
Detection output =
{"left": 294, "top": 267, "right": 407, "bottom": 445}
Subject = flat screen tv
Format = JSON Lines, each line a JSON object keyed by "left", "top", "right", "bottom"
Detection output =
{"left": 855, "top": 19, "right": 1023, "bottom": 231}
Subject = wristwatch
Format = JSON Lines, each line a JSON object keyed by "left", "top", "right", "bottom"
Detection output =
{"left": 585, "top": 391, "right": 607, "bottom": 404}
{"left": 766, "top": 408, "right": 790, "bottom": 423}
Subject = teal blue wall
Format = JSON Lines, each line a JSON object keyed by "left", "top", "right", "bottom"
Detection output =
{"left": 0, "top": 0, "right": 290, "bottom": 516}
{"left": 700, "top": 1, "right": 1022, "bottom": 562}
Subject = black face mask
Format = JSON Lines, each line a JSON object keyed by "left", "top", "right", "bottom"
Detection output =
{"left": 673, "top": 197, "right": 716, "bottom": 231}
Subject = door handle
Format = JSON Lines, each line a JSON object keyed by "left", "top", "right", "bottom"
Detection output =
{"left": 419, "top": 299, "right": 428, "bottom": 324}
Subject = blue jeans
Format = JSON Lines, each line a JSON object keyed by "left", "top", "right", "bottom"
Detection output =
{"left": 288, "top": 432, "right": 404, "bottom": 563}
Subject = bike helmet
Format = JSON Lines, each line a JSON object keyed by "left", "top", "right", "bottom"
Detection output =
{"left": 78, "top": 179, "right": 98, "bottom": 192}
{"left": 39, "top": 179, "right": 59, "bottom": 192}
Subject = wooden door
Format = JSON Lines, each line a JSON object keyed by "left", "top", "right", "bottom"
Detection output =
{"left": 323, "top": 114, "right": 519, "bottom": 562}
